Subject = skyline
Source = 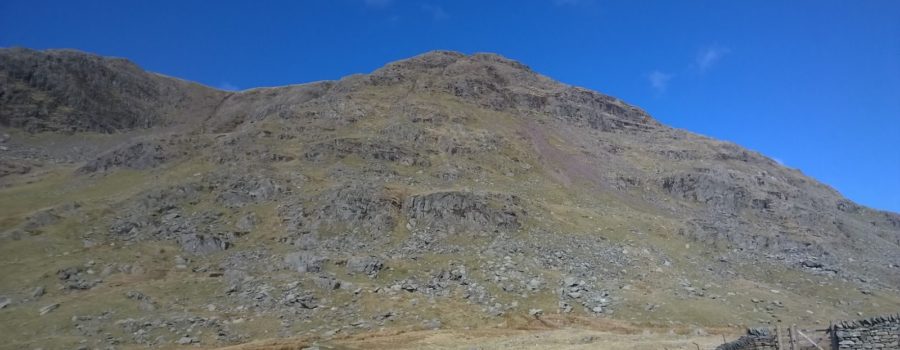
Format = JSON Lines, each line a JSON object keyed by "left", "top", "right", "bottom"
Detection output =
{"left": 1, "top": 0, "right": 898, "bottom": 212}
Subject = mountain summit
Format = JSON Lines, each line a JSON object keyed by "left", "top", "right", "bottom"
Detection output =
{"left": 0, "top": 48, "right": 897, "bottom": 349}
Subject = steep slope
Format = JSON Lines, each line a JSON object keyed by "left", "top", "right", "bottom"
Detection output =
{"left": 0, "top": 48, "right": 897, "bottom": 350}
{"left": 0, "top": 47, "right": 227, "bottom": 133}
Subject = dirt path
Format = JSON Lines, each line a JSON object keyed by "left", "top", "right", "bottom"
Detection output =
{"left": 217, "top": 316, "right": 733, "bottom": 350}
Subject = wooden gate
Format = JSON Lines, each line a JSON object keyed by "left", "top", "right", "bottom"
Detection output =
{"left": 778, "top": 325, "right": 832, "bottom": 350}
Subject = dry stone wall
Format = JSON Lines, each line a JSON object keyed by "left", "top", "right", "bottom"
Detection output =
{"left": 719, "top": 314, "right": 900, "bottom": 350}
{"left": 716, "top": 328, "right": 778, "bottom": 350}
{"left": 833, "top": 314, "right": 900, "bottom": 350}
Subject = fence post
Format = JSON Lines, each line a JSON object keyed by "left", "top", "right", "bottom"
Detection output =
{"left": 828, "top": 322, "right": 833, "bottom": 350}
{"left": 775, "top": 327, "right": 783, "bottom": 350}
{"left": 830, "top": 322, "right": 838, "bottom": 350}
{"left": 789, "top": 325, "right": 796, "bottom": 350}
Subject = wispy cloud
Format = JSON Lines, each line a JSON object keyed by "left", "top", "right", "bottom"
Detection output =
{"left": 364, "top": 0, "right": 392, "bottom": 8}
{"left": 643, "top": 44, "right": 727, "bottom": 96}
{"left": 218, "top": 82, "right": 239, "bottom": 91}
{"left": 696, "top": 45, "right": 730, "bottom": 72}
{"left": 421, "top": 4, "right": 449, "bottom": 20}
{"left": 647, "top": 70, "right": 673, "bottom": 93}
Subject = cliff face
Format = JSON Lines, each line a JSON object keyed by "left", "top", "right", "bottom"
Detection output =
{"left": 0, "top": 48, "right": 897, "bottom": 350}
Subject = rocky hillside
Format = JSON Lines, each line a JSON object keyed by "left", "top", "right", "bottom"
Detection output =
{"left": 0, "top": 48, "right": 897, "bottom": 350}
{"left": 0, "top": 48, "right": 226, "bottom": 133}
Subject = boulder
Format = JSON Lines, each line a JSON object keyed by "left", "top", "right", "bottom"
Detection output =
{"left": 39, "top": 303, "right": 59, "bottom": 315}
{"left": 285, "top": 252, "right": 326, "bottom": 273}
{"left": 235, "top": 212, "right": 259, "bottom": 232}
{"left": 346, "top": 256, "right": 384, "bottom": 277}
{"left": 178, "top": 233, "right": 231, "bottom": 254}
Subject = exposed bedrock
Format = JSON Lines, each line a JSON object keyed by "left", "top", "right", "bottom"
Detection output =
{"left": 404, "top": 191, "right": 524, "bottom": 234}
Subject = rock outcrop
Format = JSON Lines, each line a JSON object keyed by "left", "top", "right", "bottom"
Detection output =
{"left": 0, "top": 48, "right": 226, "bottom": 133}
{"left": 404, "top": 191, "right": 523, "bottom": 234}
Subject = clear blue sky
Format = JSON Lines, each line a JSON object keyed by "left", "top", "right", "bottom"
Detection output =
{"left": 2, "top": 0, "right": 898, "bottom": 212}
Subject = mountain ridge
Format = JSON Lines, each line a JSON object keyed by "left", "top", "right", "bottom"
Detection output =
{"left": 0, "top": 47, "right": 897, "bottom": 350}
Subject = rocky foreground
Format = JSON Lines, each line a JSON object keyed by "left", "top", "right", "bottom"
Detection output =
{"left": 0, "top": 48, "right": 898, "bottom": 349}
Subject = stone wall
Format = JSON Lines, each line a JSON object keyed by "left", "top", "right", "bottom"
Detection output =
{"left": 718, "top": 314, "right": 900, "bottom": 350}
{"left": 833, "top": 314, "right": 900, "bottom": 350}
{"left": 717, "top": 328, "right": 778, "bottom": 350}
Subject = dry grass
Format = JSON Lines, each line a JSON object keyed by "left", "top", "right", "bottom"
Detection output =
{"left": 215, "top": 316, "right": 735, "bottom": 350}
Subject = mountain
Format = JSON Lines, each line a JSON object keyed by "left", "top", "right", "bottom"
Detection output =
{"left": 0, "top": 48, "right": 897, "bottom": 350}
{"left": 0, "top": 47, "right": 226, "bottom": 133}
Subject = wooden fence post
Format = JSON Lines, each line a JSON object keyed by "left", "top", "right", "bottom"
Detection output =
{"left": 829, "top": 322, "right": 835, "bottom": 350}
{"left": 776, "top": 327, "right": 783, "bottom": 350}
{"left": 789, "top": 325, "right": 796, "bottom": 350}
